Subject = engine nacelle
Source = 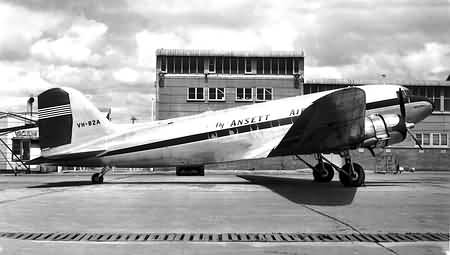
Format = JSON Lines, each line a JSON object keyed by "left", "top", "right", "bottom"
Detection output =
{"left": 361, "top": 114, "right": 407, "bottom": 149}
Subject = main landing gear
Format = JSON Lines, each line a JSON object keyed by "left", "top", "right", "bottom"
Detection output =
{"left": 91, "top": 166, "right": 111, "bottom": 184}
{"left": 295, "top": 152, "right": 365, "bottom": 187}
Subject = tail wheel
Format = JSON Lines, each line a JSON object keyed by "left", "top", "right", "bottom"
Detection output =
{"left": 313, "top": 163, "right": 334, "bottom": 182}
{"left": 339, "top": 163, "right": 365, "bottom": 187}
{"left": 91, "top": 173, "right": 104, "bottom": 184}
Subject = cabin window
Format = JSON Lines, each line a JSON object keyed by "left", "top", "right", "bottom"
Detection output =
{"left": 187, "top": 88, "right": 205, "bottom": 101}
{"left": 208, "top": 88, "right": 225, "bottom": 101}
{"left": 257, "top": 121, "right": 272, "bottom": 129}
{"left": 256, "top": 88, "right": 273, "bottom": 101}
{"left": 236, "top": 88, "right": 253, "bottom": 101}
{"left": 279, "top": 118, "right": 293, "bottom": 125}
{"left": 229, "top": 128, "right": 238, "bottom": 135}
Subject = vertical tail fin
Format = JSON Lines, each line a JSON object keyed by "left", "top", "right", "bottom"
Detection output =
{"left": 38, "top": 87, "right": 114, "bottom": 150}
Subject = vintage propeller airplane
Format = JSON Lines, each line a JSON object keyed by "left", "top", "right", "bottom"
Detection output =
{"left": 1, "top": 84, "right": 433, "bottom": 186}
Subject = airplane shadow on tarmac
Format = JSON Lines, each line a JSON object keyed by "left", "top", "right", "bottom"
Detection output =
{"left": 237, "top": 175, "right": 357, "bottom": 206}
{"left": 26, "top": 175, "right": 357, "bottom": 206}
{"left": 26, "top": 180, "right": 249, "bottom": 189}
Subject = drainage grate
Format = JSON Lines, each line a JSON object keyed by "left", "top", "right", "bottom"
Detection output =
{"left": 0, "top": 231, "right": 448, "bottom": 243}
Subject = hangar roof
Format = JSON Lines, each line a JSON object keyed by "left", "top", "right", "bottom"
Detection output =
{"left": 306, "top": 79, "right": 450, "bottom": 87}
{"left": 156, "top": 48, "right": 304, "bottom": 58}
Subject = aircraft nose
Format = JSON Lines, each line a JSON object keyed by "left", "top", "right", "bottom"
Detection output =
{"left": 408, "top": 96, "right": 434, "bottom": 122}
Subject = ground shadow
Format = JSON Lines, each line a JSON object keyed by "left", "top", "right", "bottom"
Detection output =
{"left": 27, "top": 180, "right": 249, "bottom": 189}
{"left": 237, "top": 175, "right": 357, "bottom": 206}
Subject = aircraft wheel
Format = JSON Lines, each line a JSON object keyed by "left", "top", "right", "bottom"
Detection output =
{"left": 91, "top": 173, "right": 104, "bottom": 184}
{"left": 339, "top": 163, "right": 365, "bottom": 187}
{"left": 313, "top": 163, "right": 334, "bottom": 182}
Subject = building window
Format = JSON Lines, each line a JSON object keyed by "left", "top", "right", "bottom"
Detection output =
{"left": 445, "top": 87, "right": 450, "bottom": 112}
{"left": 189, "top": 57, "right": 197, "bottom": 73}
{"left": 415, "top": 133, "right": 422, "bottom": 145}
{"left": 409, "top": 86, "right": 441, "bottom": 112}
{"left": 423, "top": 133, "right": 430, "bottom": 146}
{"left": 256, "top": 88, "right": 273, "bottom": 101}
{"left": 279, "top": 58, "right": 286, "bottom": 75}
{"left": 187, "top": 88, "right": 204, "bottom": 101}
{"left": 238, "top": 58, "right": 245, "bottom": 74}
{"left": 216, "top": 57, "right": 223, "bottom": 74}
{"left": 160, "top": 56, "right": 167, "bottom": 72}
{"left": 167, "top": 56, "right": 174, "bottom": 73}
{"left": 432, "top": 133, "right": 440, "bottom": 145}
{"left": 208, "top": 88, "right": 225, "bottom": 101}
{"left": 256, "top": 58, "right": 263, "bottom": 74}
{"left": 441, "top": 133, "right": 448, "bottom": 146}
{"left": 293, "top": 58, "right": 299, "bottom": 73}
{"left": 11, "top": 139, "right": 30, "bottom": 161}
{"left": 174, "top": 56, "right": 182, "bottom": 73}
{"left": 182, "top": 57, "right": 189, "bottom": 74}
{"left": 231, "top": 57, "right": 238, "bottom": 74}
{"left": 197, "top": 57, "right": 204, "bottom": 73}
{"left": 208, "top": 57, "right": 216, "bottom": 73}
{"left": 272, "top": 58, "right": 279, "bottom": 75}
{"left": 263, "top": 58, "right": 271, "bottom": 74}
{"left": 416, "top": 132, "right": 448, "bottom": 147}
{"left": 223, "top": 57, "right": 230, "bottom": 74}
{"left": 286, "top": 58, "right": 293, "bottom": 74}
{"left": 236, "top": 88, "right": 253, "bottom": 101}
{"left": 245, "top": 58, "right": 253, "bottom": 74}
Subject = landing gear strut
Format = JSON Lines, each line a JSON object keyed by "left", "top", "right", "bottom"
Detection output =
{"left": 295, "top": 152, "right": 365, "bottom": 187}
{"left": 91, "top": 166, "right": 111, "bottom": 184}
{"left": 295, "top": 154, "right": 334, "bottom": 183}
{"left": 338, "top": 151, "right": 365, "bottom": 187}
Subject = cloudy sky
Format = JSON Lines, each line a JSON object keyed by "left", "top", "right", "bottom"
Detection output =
{"left": 0, "top": 0, "right": 449, "bottom": 122}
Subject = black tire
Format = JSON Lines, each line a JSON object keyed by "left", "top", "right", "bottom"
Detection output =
{"left": 91, "top": 173, "right": 104, "bottom": 184}
{"left": 339, "top": 163, "right": 365, "bottom": 187}
{"left": 313, "top": 163, "right": 334, "bottom": 182}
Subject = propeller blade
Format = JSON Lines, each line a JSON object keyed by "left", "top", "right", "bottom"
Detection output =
{"left": 407, "top": 129, "right": 423, "bottom": 150}
{"left": 397, "top": 89, "right": 406, "bottom": 119}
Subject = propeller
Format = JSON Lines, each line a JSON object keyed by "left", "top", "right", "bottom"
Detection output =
{"left": 397, "top": 89, "right": 423, "bottom": 150}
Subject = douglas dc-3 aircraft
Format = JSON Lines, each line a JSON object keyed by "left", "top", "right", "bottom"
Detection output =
{"left": 9, "top": 84, "right": 432, "bottom": 187}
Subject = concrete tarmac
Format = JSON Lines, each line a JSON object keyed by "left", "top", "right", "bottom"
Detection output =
{"left": 0, "top": 171, "right": 449, "bottom": 254}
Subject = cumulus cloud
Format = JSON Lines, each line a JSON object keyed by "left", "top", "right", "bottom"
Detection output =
{"left": 1, "top": 0, "right": 449, "bottom": 122}
{"left": 0, "top": 2, "right": 63, "bottom": 61}
{"left": 30, "top": 17, "right": 108, "bottom": 66}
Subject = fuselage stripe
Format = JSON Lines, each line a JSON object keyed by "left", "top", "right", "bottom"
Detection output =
{"left": 101, "top": 116, "right": 298, "bottom": 157}
{"left": 101, "top": 97, "right": 406, "bottom": 158}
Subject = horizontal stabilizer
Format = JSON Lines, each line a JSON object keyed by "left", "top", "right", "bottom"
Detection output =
{"left": 0, "top": 123, "right": 38, "bottom": 134}
{"left": 269, "top": 87, "right": 366, "bottom": 156}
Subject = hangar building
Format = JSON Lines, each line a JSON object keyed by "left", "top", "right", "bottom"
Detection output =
{"left": 155, "top": 49, "right": 450, "bottom": 171}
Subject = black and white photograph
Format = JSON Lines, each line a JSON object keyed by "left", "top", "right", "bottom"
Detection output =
{"left": 0, "top": 0, "right": 449, "bottom": 254}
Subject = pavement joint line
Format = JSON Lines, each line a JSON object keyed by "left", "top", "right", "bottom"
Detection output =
{"left": 0, "top": 231, "right": 447, "bottom": 243}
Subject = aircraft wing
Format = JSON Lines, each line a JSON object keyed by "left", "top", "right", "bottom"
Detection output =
{"left": 269, "top": 87, "right": 366, "bottom": 156}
